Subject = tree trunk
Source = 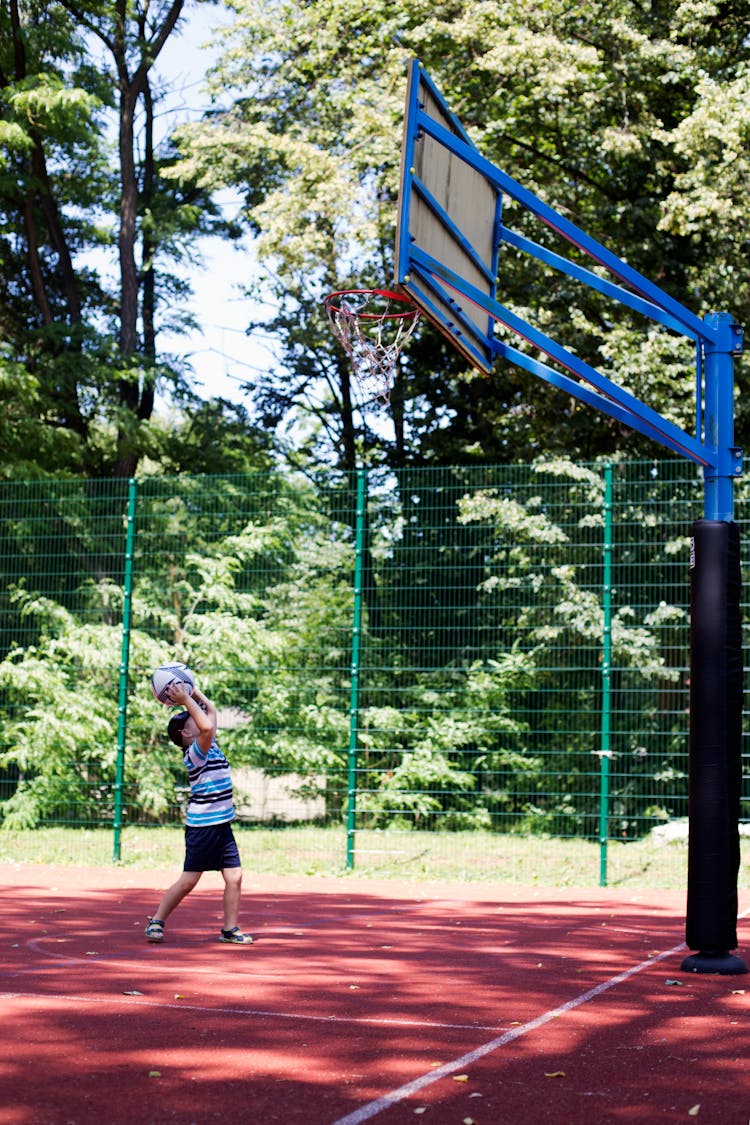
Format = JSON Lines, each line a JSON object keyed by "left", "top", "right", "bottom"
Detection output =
{"left": 109, "top": 0, "right": 185, "bottom": 476}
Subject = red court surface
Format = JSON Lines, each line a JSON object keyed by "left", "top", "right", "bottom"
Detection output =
{"left": 0, "top": 863, "right": 748, "bottom": 1124}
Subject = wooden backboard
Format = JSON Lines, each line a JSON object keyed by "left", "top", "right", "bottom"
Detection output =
{"left": 394, "top": 60, "right": 502, "bottom": 375}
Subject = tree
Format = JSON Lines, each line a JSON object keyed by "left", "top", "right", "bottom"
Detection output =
{"left": 0, "top": 0, "right": 107, "bottom": 473}
{"left": 0, "top": 459, "right": 696, "bottom": 837}
{"left": 171, "top": 0, "right": 750, "bottom": 468}
{"left": 0, "top": 0, "right": 258, "bottom": 479}
{"left": 57, "top": 0, "right": 187, "bottom": 476}
{"left": 167, "top": 0, "right": 417, "bottom": 469}
{"left": 0, "top": 474, "right": 356, "bottom": 827}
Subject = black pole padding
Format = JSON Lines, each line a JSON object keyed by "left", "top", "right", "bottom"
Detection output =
{"left": 682, "top": 520, "right": 747, "bottom": 975}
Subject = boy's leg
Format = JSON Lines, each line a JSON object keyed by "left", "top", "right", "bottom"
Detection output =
{"left": 220, "top": 865, "right": 242, "bottom": 931}
{"left": 152, "top": 870, "right": 203, "bottom": 924}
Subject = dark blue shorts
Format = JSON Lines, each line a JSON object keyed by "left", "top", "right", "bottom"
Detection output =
{"left": 183, "top": 822, "right": 241, "bottom": 872}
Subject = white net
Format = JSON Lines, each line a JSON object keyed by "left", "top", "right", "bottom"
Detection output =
{"left": 325, "top": 290, "right": 419, "bottom": 405}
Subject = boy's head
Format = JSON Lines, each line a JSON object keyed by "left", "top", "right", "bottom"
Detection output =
{"left": 167, "top": 710, "right": 191, "bottom": 747}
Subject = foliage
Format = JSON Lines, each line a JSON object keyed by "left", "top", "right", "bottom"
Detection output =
{"left": 170, "top": 0, "right": 750, "bottom": 468}
{"left": 0, "top": 0, "right": 265, "bottom": 479}
{"left": 0, "top": 461, "right": 699, "bottom": 835}
{"left": 357, "top": 655, "right": 536, "bottom": 830}
{"left": 454, "top": 457, "right": 688, "bottom": 836}
{"left": 0, "top": 470, "right": 358, "bottom": 825}
{"left": 0, "top": 590, "right": 162, "bottom": 828}
{"left": 1, "top": 2, "right": 748, "bottom": 477}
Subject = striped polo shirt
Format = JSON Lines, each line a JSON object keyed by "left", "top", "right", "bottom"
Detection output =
{"left": 183, "top": 739, "right": 235, "bottom": 827}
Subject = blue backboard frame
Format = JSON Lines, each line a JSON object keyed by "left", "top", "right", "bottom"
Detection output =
{"left": 394, "top": 60, "right": 743, "bottom": 520}
{"left": 395, "top": 59, "right": 502, "bottom": 375}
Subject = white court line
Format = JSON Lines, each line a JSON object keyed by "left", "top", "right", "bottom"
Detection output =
{"left": 0, "top": 991, "right": 505, "bottom": 1034}
{"left": 327, "top": 940, "right": 688, "bottom": 1125}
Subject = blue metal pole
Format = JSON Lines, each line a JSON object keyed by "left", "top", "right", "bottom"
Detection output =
{"left": 682, "top": 312, "right": 746, "bottom": 975}
{"left": 701, "top": 312, "right": 743, "bottom": 521}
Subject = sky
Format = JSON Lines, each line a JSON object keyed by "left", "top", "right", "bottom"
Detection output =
{"left": 152, "top": 2, "right": 276, "bottom": 408}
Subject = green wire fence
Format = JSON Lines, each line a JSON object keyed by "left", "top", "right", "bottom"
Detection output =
{"left": 0, "top": 460, "right": 747, "bottom": 884}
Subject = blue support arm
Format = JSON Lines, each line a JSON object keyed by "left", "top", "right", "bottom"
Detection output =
{"left": 409, "top": 250, "right": 713, "bottom": 468}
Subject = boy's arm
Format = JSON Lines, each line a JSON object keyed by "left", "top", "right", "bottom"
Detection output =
{"left": 169, "top": 682, "right": 217, "bottom": 753}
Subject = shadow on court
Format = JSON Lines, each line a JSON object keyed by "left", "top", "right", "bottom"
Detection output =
{"left": 0, "top": 864, "right": 747, "bottom": 1124}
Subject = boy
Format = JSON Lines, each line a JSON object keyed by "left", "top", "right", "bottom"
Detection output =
{"left": 145, "top": 679, "right": 253, "bottom": 944}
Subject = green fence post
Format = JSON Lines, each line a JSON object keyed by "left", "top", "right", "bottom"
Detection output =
{"left": 599, "top": 463, "right": 614, "bottom": 886}
{"left": 113, "top": 477, "right": 138, "bottom": 863}
{"left": 345, "top": 468, "right": 367, "bottom": 871}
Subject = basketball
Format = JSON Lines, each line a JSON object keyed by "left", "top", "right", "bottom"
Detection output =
{"left": 150, "top": 662, "right": 195, "bottom": 705}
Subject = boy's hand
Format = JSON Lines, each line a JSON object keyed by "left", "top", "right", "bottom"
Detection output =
{"left": 166, "top": 680, "right": 192, "bottom": 706}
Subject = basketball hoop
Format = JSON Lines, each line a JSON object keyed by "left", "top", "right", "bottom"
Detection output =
{"left": 324, "top": 288, "right": 420, "bottom": 405}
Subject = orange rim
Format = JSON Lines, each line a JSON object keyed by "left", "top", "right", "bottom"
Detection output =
{"left": 324, "top": 289, "right": 418, "bottom": 321}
